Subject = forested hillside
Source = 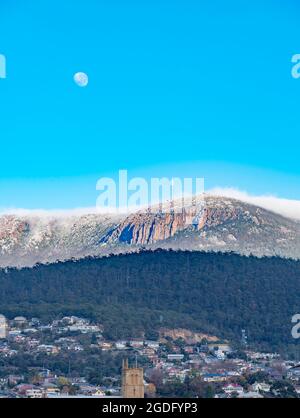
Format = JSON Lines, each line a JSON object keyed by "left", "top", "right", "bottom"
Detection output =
{"left": 0, "top": 250, "right": 300, "bottom": 356}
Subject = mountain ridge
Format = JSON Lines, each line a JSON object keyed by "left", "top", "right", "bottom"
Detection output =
{"left": 0, "top": 195, "right": 299, "bottom": 267}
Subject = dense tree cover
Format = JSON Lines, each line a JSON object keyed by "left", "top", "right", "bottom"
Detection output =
{"left": 155, "top": 376, "right": 215, "bottom": 398}
{"left": 0, "top": 346, "right": 149, "bottom": 386}
{"left": 0, "top": 250, "right": 300, "bottom": 355}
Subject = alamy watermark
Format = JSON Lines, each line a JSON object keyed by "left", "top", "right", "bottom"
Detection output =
{"left": 291, "top": 314, "right": 300, "bottom": 339}
{"left": 2, "top": 53, "right": 299, "bottom": 81}
{"left": 96, "top": 170, "right": 205, "bottom": 215}
{"left": 291, "top": 54, "right": 300, "bottom": 79}
{"left": 0, "top": 54, "right": 6, "bottom": 79}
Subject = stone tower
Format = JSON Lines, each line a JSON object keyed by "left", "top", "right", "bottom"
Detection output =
{"left": 0, "top": 315, "right": 8, "bottom": 339}
{"left": 121, "top": 359, "right": 144, "bottom": 398}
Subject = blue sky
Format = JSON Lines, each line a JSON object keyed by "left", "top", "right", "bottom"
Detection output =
{"left": 0, "top": 0, "right": 300, "bottom": 209}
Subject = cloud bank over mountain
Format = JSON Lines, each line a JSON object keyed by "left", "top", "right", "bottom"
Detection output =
{"left": 0, "top": 193, "right": 300, "bottom": 267}
{"left": 1, "top": 188, "right": 300, "bottom": 221}
{"left": 209, "top": 188, "right": 300, "bottom": 221}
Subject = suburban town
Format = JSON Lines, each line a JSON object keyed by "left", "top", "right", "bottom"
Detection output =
{"left": 0, "top": 314, "right": 300, "bottom": 398}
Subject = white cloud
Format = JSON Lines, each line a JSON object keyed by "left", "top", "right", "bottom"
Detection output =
{"left": 208, "top": 187, "right": 300, "bottom": 221}
{"left": 1, "top": 188, "right": 300, "bottom": 221}
{"left": 0, "top": 207, "right": 118, "bottom": 219}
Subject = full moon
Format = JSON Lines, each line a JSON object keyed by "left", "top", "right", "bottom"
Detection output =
{"left": 73, "top": 72, "right": 89, "bottom": 87}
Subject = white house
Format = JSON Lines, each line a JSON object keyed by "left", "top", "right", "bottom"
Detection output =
{"left": 251, "top": 382, "right": 270, "bottom": 392}
{"left": 222, "top": 383, "right": 244, "bottom": 395}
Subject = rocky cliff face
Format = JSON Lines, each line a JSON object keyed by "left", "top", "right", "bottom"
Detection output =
{"left": 105, "top": 196, "right": 300, "bottom": 259}
{"left": 0, "top": 195, "right": 299, "bottom": 267}
{"left": 107, "top": 197, "right": 257, "bottom": 245}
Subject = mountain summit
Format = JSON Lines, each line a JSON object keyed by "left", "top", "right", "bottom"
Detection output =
{"left": 0, "top": 195, "right": 299, "bottom": 267}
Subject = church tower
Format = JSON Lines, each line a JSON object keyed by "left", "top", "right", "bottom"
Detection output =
{"left": 121, "top": 359, "right": 144, "bottom": 398}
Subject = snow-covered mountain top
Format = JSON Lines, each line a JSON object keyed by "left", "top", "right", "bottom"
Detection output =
{"left": 0, "top": 194, "right": 299, "bottom": 268}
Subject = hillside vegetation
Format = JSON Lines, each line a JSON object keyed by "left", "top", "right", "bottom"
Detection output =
{"left": 0, "top": 250, "right": 299, "bottom": 356}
